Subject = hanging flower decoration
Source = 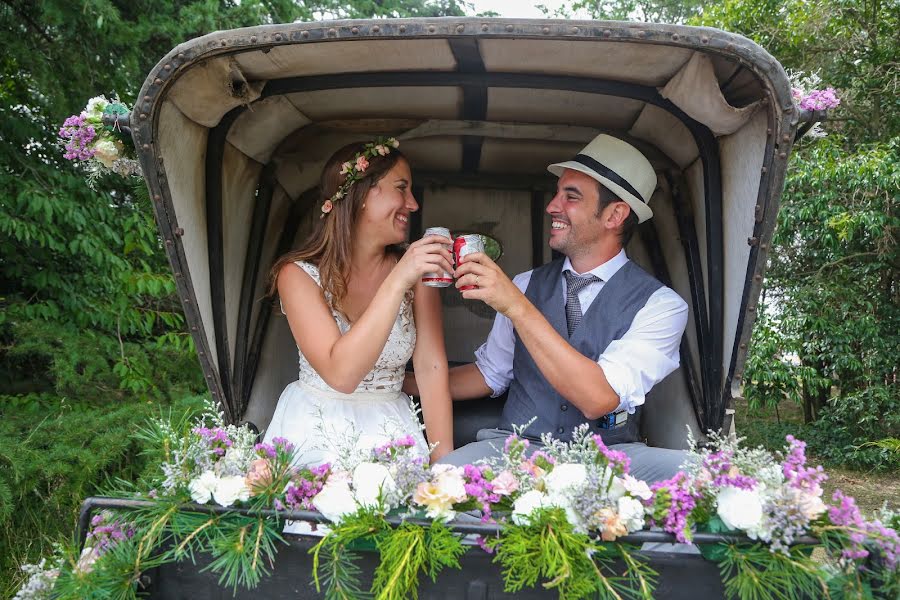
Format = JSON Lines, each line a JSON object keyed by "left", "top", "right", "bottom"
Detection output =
{"left": 322, "top": 136, "right": 399, "bottom": 216}
{"left": 788, "top": 70, "right": 841, "bottom": 138}
{"left": 58, "top": 95, "right": 141, "bottom": 186}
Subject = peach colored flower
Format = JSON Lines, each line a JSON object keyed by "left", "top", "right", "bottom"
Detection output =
{"left": 491, "top": 470, "right": 519, "bottom": 496}
{"left": 413, "top": 481, "right": 457, "bottom": 521}
{"left": 245, "top": 459, "right": 272, "bottom": 495}
{"left": 321, "top": 200, "right": 334, "bottom": 214}
{"left": 519, "top": 460, "right": 545, "bottom": 479}
{"left": 374, "top": 144, "right": 389, "bottom": 156}
{"left": 597, "top": 507, "right": 628, "bottom": 541}
{"left": 355, "top": 156, "right": 369, "bottom": 172}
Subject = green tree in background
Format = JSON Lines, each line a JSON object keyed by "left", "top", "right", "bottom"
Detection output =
{"left": 551, "top": 0, "right": 899, "bottom": 468}
{"left": 0, "top": 1, "right": 468, "bottom": 593}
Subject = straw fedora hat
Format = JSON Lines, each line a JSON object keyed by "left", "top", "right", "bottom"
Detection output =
{"left": 548, "top": 134, "right": 656, "bottom": 223}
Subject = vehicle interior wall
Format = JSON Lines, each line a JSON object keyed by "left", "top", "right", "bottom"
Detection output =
{"left": 152, "top": 29, "right": 779, "bottom": 449}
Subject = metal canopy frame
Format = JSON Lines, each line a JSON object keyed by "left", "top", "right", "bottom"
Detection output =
{"left": 130, "top": 17, "right": 801, "bottom": 435}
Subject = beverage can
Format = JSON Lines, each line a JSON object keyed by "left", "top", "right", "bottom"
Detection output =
{"left": 421, "top": 227, "right": 453, "bottom": 287}
{"left": 453, "top": 234, "right": 485, "bottom": 290}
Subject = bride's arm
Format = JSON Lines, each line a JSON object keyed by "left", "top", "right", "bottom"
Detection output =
{"left": 411, "top": 282, "right": 454, "bottom": 463}
{"left": 279, "top": 236, "right": 454, "bottom": 394}
{"left": 278, "top": 264, "right": 405, "bottom": 393}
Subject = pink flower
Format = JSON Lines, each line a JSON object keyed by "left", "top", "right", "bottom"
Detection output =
{"left": 245, "top": 459, "right": 273, "bottom": 495}
{"left": 321, "top": 200, "right": 333, "bottom": 214}
{"left": 355, "top": 156, "right": 369, "bottom": 172}
{"left": 339, "top": 161, "right": 352, "bottom": 175}
{"left": 491, "top": 470, "right": 519, "bottom": 496}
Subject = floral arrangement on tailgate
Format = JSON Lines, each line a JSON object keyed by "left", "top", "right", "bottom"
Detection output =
{"left": 14, "top": 403, "right": 899, "bottom": 600}
{"left": 57, "top": 95, "right": 141, "bottom": 185}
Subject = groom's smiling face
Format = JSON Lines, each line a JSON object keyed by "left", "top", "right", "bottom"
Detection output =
{"left": 546, "top": 169, "right": 604, "bottom": 257}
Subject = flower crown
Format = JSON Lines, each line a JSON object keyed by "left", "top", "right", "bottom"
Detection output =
{"left": 321, "top": 137, "right": 400, "bottom": 216}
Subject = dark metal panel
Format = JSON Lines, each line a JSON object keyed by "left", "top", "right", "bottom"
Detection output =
{"left": 448, "top": 38, "right": 488, "bottom": 174}
{"left": 205, "top": 107, "right": 245, "bottom": 416}
{"left": 233, "top": 163, "right": 277, "bottom": 417}
{"left": 241, "top": 188, "right": 319, "bottom": 409}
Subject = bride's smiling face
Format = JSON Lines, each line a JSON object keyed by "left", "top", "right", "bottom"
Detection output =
{"left": 357, "top": 158, "right": 418, "bottom": 245}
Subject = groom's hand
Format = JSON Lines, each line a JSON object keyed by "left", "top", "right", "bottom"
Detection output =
{"left": 454, "top": 252, "right": 528, "bottom": 318}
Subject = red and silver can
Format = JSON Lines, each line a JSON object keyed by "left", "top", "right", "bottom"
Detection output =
{"left": 421, "top": 226, "right": 453, "bottom": 287}
{"left": 453, "top": 234, "right": 485, "bottom": 290}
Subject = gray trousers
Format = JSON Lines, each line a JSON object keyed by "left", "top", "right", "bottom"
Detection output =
{"left": 438, "top": 428, "right": 687, "bottom": 484}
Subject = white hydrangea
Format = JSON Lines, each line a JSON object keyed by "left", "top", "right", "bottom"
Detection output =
{"left": 716, "top": 486, "right": 764, "bottom": 532}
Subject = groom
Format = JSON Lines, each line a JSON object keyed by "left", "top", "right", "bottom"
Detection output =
{"left": 437, "top": 134, "right": 689, "bottom": 483}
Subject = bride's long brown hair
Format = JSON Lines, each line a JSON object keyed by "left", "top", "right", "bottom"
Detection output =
{"left": 267, "top": 142, "right": 405, "bottom": 315}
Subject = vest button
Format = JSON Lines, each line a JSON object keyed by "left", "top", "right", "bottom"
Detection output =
{"left": 557, "top": 427, "right": 564, "bottom": 434}
{"left": 560, "top": 404, "right": 568, "bottom": 411}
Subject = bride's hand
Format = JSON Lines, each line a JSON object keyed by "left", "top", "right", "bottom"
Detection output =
{"left": 390, "top": 234, "right": 454, "bottom": 290}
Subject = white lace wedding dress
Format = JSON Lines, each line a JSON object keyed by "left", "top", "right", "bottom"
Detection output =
{"left": 262, "top": 261, "right": 429, "bottom": 468}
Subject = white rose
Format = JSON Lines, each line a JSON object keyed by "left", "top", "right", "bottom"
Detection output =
{"left": 431, "top": 464, "right": 468, "bottom": 502}
{"left": 617, "top": 496, "right": 646, "bottom": 532}
{"left": 188, "top": 470, "right": 218, "bottom": 504}
{"left": 623, "top": 475, "right": 652, "bottom": 501}
{"left": 313, "top": 480, "right": 358, "bottom": 524}
{"left": 84, "top": 95, "right": 109, "bottom": 117}
{"left": 716, "top": 486, "right": 764, "bottom": 532}
{"left": 213, "top": 475, "right": 250, "bottom": 507}
{"left": 544, "top": 463, "right": 587, "bottom": 498}
{"left": 92, "top": 139, "right": 121, "bottom": 168}
{"left": 512, "top": 490, "right": 550, "bottom": 525}
{"left": 595, "top": 467, "right": 627, "bottom": 501}
{"left": 352, "top": 462, "right": 397, "bottom": 510}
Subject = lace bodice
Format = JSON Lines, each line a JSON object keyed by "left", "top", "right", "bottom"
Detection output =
{"left": 289, "top": 261, "right": 415, "bottom": 393}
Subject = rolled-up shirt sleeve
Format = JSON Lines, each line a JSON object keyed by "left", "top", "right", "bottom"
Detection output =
{"left": 598, "top": 287, "right": 688, "bottom": 414}
{"left": 473, "top": 271, "right": 532, "bottom": 397}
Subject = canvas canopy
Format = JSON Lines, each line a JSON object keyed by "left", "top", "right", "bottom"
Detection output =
{"left": 130, "top": 18, "right": 808, "bottom": 450}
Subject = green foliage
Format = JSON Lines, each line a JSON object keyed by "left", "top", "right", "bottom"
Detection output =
{"left": 372, "top": 521, "right": 465, "bottom": 600}
{"left": 0, "top": 394, "right": 206, "bottom": 597}
{"left": 491, "top": 508, "right": 655, "bottom": 600}
{"left": 717, "top": 543, "right": 827, "bottom": 600}
{"left": 312, "top": 509, "right": 390, "bottom": 599}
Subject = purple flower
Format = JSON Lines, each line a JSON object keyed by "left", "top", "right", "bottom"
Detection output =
{"left": 798, "top": 87, "right": 840, "bottom": 111}
{"left": 373, "top": 435, "right": 418, "bottom": 460}
{"left": 255, "top": 442, "right": 276, "bottom": 459}
{"left": 648, "top": 472, "right": 699, "bottom": 543}
{"left": 593, "top": 434, "right": 631, "bottom": 475}
{"left": 194, "top": 426, "right": 232, "bottom": 457}
{"left": 58, "top": 114, "right": 97, "bottom": 161}
{"left": 476, "top": 535, "right": 495, "bottom": 554}
{"left": 781, "top": 436, "right": 826, "bottom": 497}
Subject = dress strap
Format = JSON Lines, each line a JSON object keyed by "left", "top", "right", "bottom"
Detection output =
{"left": 279, "top": 261, "right": 324, "bottom": 315}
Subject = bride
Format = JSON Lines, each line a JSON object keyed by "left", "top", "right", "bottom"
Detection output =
{"left": 262, "top": 138, "right": 454, "bottom": 466}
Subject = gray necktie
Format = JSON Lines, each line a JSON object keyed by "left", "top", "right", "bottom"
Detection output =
{"left": 564, "top": 270, "right": 599, "bottom": 336}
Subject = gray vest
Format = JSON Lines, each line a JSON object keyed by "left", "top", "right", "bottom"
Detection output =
{"left": 499, "top": 258, "right": 663, "bottom": 444}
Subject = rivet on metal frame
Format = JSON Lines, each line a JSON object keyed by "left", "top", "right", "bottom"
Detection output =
{"left": 301, "top": 30, "right": 309, "bottom": 38}
{"left": 165, "top": 239, "right": 172, "bottom": 245}
{"left": 671, "top": 33, "right": 679, "bottom": 41}
{"left": 754, "top": 274, "right": 762, "bottom": 281}
{"left": 542, "top": 26, "right": 550, "bottom": 34}
{"left": 735, "top": 373, "right": 742, "bottom": 380}
{"left": 275, "top": 33, "right": 283, "bottom": 41}
{"left": 571, "top": 26, "right": 579, "bottom": 34}
{"left": 143, "top": 95, "right": 150, "bottom": 101}
{"left": 250, "top": 36, "right": 257, "bottom": 43}
{"left": 782, "top": 134, "right": 790, "bottom": 142}
{"left": 140, "top": 113, "right": 147, "bottom": 120}
{"left": 505, "top": 24, "right": 514, "bottom": 32}
{"left": 761, "top": 166, "right": 768, "bottom": 173}
{"left": 400, "top": 25, "right": 407, "bottom": 33}
{"left": 142, "top": 144, "right": 149, "bottom": 150}
{"left": 372, "top": 25, "right": 380, "bottom": 33}
{"left": 747, "top": 237, "right": 759, "bottom": 246}
{"left": 175, "top": 227, "right": 184, "bottom": 237}
{"left": 701, "top": 36, "right": 709, "bottom": 44}
{"left": 636, "top": 31, "right": 646, "bottom": 38}
{"left": 153, "top": 195, "right": 161, "bottom": 201}
{"left": 164, "top": 64, "right": 171, "bottom": 71}
{"left": 327, "top": 28, "right": 336, "bottom": 36}
{"left": 428, "top": 25, "right": 436, "bottom": 33}
{"left": 748, "top": 305, "right": 756, "bottom": 313}
{"left": 220, "top": 40, "right": 227, "bottom": 46}
{"left": 740, "top": 343, "right": 747, "bottom": 350}
{"left": 154, "top": 78, "right": 162, "bottom": 85}
{"left": 481, "top": 24, "right": 489, "bottom": 32}
{"left": 177, "top": 53, "right": 184, "bottom": 60}
{"left": 779, "top": 151, "right": 787, "bottom": 159}
{"left": 603, "top": 29, "right": 612, "bottom": 37}
{"left": 351, "top": 27, "right": 359, "bottom": 34}
{"left": 761, "top": 243, "right": 768, "bottom": 250}
{"left": 456, "top": 24, "right": 465, "bottom": 33}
